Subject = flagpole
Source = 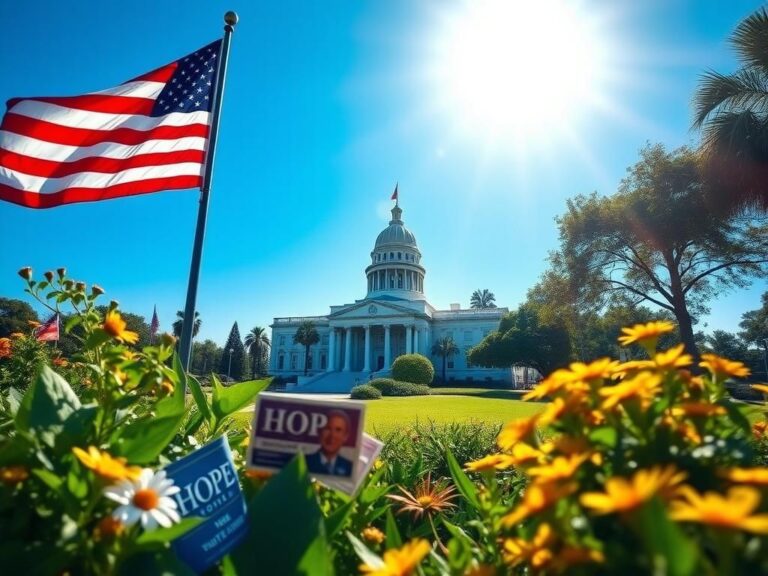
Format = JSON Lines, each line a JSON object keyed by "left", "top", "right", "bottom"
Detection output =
{"left": 179, "top": 11, "right": 238, "bottom": 374}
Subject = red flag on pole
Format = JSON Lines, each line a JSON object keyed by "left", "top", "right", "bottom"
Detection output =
{"left": 35, "top": 313, "right": 59, "bottom": 342}
{"left": 391, "top": 183, "right": 398, "bottom": 201}
{"left": 150, "top": 305, "right": 159, "bottom": 342}
{"left": 0, "top": 39, "right": 223, "bottom": 209}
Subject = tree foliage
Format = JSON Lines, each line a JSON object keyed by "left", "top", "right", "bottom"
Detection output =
{"left": 244, "top": 326, "right": 271, "bottom": 378}
{"left": 391, "top": 353, "right": 434, "bottom": 385}
{"left": 740, "top": 291, "right": 768, "bottom": 347}
{"left": 293, "top": 321, "right": 319, "bottom": 376}
{"left": 0, "top": 297, "right": 38, "bottom": 338}
{"left": 556, "top": 143, "right": 768, "bottom": 360}
{"left": 172, "top": 310, "right": 201, "bottom": 340}
{"left": 431, "top": 336, "right": 459, "bottom": 383}
{"left": 467, "top": 305, "right": 570, "bottom": 374}
{"left": 191, "top": 339, "right": 222, "bottom": 375}
{"left": 219, "top": 322, "right": 246, "bottom": 381}
{"left": 470, "top": 289, "right": 497, "bottom": 309}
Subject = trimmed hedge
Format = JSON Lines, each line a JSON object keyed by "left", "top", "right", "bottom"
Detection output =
{"left": 369, "top": 378, "right": 431, "bottom": 397}
{"left": 350, "top": 384, "right": 382, "bottom": 400}
{"left": 391, "top": 353, "right": 434, "bottom": 385}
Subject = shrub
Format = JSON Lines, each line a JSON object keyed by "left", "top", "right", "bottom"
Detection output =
{"left": 369, "top": 378, "right": 430, "bottom": 397}
{"left": 350, "top": 384, "right": 382, "bottom": 399}
{"left": 391, "top": 353, "right": 434, "bottom": 385}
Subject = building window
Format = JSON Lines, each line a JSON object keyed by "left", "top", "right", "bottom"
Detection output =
{"left": 398, "top": 252, "right": 402, "bottom": 260}
{"left": 397, "top": 273, "right": 403, "bottom": 288}
{"left": 383, "top": 253, "right": 387, "bottom": 261}
{"left": 290, "top": 353, "right": 297, "bottom": 370}
{"left": 278, "top": 354, "right": 285, "bottom": 370}
{"left": 390, "top": 252, "right": 394, "bottom": 259}
{"left": 279, "top": 335, "right": 285, "bottom": 346}
{"left": 390, "top": 274, "right": 395, "bottom": 288}
{"left": 320, "top": 354, "right": 327, "bottom": 369}
{"left": 447, "top": 359, "right": 454, "bottom": 369}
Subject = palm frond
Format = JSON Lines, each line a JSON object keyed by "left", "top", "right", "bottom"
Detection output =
{"left": 731, "top": 7, "right": 768, "bottom": 70}
{"left": 693, "top": 69, "right": 768, "bottom": 128}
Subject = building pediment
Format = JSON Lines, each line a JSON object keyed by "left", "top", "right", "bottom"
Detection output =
{"left": 329, "top": 298, "right": 427, "bottom": 321}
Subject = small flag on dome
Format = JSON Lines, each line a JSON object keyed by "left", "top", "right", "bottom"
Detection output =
{"left": 35, "top": 313, "right": 59, "bottom": 342}
{"left": 391, "top": 183, "right": 398, "bottom": 201}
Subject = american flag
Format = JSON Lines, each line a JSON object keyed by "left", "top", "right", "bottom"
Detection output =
{"left": 0, "top": 40, "right": 222, "bottom": 209}
{"left": 35, "top": 313, "right": 59, "bottom": 342}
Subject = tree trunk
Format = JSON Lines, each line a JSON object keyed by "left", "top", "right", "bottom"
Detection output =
{"left": 304, "top": 345, "right": 310, "bottom": 376}
{"left": 442, "top": 355, "right": 447, "bottom": 383}
{"left": 664, "top": 251, "right": 701, "bottom": 363}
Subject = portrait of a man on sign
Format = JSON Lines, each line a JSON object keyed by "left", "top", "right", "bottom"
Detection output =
{"left": 305, "top": 410, "right": 354, "bottom": 476}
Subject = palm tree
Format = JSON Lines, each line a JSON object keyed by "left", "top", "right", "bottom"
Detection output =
{"left": 172, "top": 310, "right": 201, "bottom": 339}
{"left": 293, "top": 321, "right": 320, "bottom": 376}
{"left": 470, "top": 289, "right": 497, "bottom": 309}
{"left": 693, "top": 7, "right": 768, "bottom": 214}
{"left": 244, "top": 326, "right": 271, "bottom": 378}
{"left": 431, "top": 336, "right": 459, "bottom": 383}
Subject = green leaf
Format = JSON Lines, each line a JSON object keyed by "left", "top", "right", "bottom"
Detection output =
{"left": 721, "top": 400, "right": 751, "bottom": 435}
{"left": 385, "top": 508, "right": 402, "bottom": 548}
{"left": 16, "top": 366, "right": 81, "bottom": 439}
{"left": 230, "top": 454, "right": 333, "bottom": 575}
{"left": 64, "top": 315, "right": 82, "bottom": 333}
{"left": 325, "top": 498, "right": 356, "bottom": 539}
{"left": 154, "top": 356, "right": 186, "bottom": 420}
{"left": 445, "top": 449, "right": 480, "bottom": 510}
{"left": 33, "top": 468, "right": 63, "bottom": 491}
{"left": 135, "top": 518, "right": 203, "bottom": 546}
{"left": 115, "top": 412, "right": 185, "bottom": 464}
{"left": 186, "top": 372, "right": 213, "bottom": 426}
{"left": 588, "top": 426, "right": 618, "bottom": 448}
{"left": 347, "top": 532, "right": 384, "bottom": 570}
{"left": 634, "top": 497, "right": 698, "bottom": 576}
{"left": 85, "top": 330, "right": 111, "bottom": 349}
{"left": 211, "top": 377, "right": 268, "bottom": 423}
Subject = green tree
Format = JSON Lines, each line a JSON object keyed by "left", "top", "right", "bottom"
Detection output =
{"left": 739, "top": 291, "right": 768, "bottom": 348}
{"left": 468, "top": 305, "right": 571, "bottom": 374}
{"left": 172, "top": 310, "right": 201, "bottom": 340}
{"left": 293, "top": 321, "right": 319, "bottom": 376}
{"left": 244, "top": 326, "right": 270, "bottom": 378}
{"left": 191, "top": 339, "right": 221, "bottom": 375}
{"left": 693, "top": 7, "right": 768, "bottom": 215}
{"left": 556, "top": 144, "right": 768, "bottom": 361}
{"left": 220, "top": 322, "right": 246, "bottom": 381}
{"left": 431, "top": 336, "right": 459, "bottom": 383}
{"left": 470, "top": 289, "right": 497, "bottom": 309}
{"left": 0, "top": 297, "right": 38, "bottom": 338}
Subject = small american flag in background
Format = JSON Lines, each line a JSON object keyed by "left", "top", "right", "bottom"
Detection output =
{"left": 150, "top": 305, "right": 160, "bottom": 342}
{"left": 0, "top": 40, "right": 222, "bottom": 209}
{"left": 35, "top": 313, "right": 59, "bottom": 342}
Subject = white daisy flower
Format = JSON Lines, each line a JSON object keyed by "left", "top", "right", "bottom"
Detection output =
{"left": 104, "top": 468, "right": 181, "bottom": 531}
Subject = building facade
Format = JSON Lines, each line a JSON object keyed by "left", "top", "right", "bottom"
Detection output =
{"left": 269, "top": 202, "right": 510, "bottom": 389}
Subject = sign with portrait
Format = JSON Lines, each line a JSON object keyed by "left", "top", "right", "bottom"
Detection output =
{"left": 247, "top": 393, "right": 366, "bottom": 490}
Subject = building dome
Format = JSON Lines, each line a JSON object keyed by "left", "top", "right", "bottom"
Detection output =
{"left": 375, "top": 205, "right": 418, "bottom": 248}
{"left": 365, "top": 201, "right": 426, "bottom": 300}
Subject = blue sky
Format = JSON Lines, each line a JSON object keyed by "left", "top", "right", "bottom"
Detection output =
{"left": 0, "top": 0, "right": 765, "bottom": 345}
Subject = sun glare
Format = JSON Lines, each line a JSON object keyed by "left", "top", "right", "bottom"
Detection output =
{"left": 429, "top": 0, "right": 610, "bottom": 146}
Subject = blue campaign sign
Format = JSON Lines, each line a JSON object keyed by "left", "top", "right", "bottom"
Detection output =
{"left": 164, "top": 436, "right": 248, "bottom": 573}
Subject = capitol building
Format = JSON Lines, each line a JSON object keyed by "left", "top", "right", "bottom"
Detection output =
{"left": 269, "top": 200, "right": 510, "bottom": 391}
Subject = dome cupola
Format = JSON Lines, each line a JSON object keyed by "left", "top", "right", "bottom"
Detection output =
{"left": 365, "top": 198, "right": 426, "bottom": 300}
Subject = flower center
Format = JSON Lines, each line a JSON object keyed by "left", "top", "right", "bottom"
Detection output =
{"left": 133, "top": 488, "right": 159, "bottom": 511}
{"left": 417, "top": 495, "right": 434, "bottom": 507}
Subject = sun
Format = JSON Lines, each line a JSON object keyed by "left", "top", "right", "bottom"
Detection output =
{"left": 428, "top": 0, "right": 610, "bottom": 146}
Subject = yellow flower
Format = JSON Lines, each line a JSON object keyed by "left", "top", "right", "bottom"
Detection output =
{"left": 580, "top": 466, "right": 686, "bottom": 515}
{"left": 501, "top": 482, "right": 576, "bottom": 527}
{"left": 0, "top": 338, "right": 11, "bottom": 359}
{"left": 537, "top": 397, "right": 568, "bottom": 428}
{"left": 103, "top": 310, "right": 139, "bottom": 344}
{"left": 9, "top": 332, "right": 24, "bottom": 339}
{"left": 93, "top": 516, "right": 124, "bottom": 542}
{"left": 670, "top": 486, "right": 768, "bottom": 534}
{"left": 362, "top": 526, "right": 385, "bottom": 545}
{"left": 721, "top": 467, "right": 768, "bottom": 485}
{"left": 465, "top": 454, "right": 515, "bottom": 472}
{"left": 552, "top": 547, "right": 605, "bottom": 570}
{"left": 72, "top": 446, "right": 141, "bottom": 482}
{"left": 522, "top": 370, "right": 570, "bottom": 401}
{"left": 497, "top": 416, "right": 539, "bottom": 450}
{"left": 671, "top": 402, "right": 726, "bottom": 418}
{"left": 752, "top": 384, "right": 768, "bottom": 395}
{"left": 509, "top": 442, "right": 545, "bottom": 466}
{"left": 599, "top": 372, "right": 662, "bottom": 411}
{"left": 0, "top": 465, "right": 29, "bottom": 485}
{"left": 359, "top": 538, "right": 431, "bottom": 576}
{"left": 613, "top": 360, "right": 655, "bottom": 379}
{"left": 699, "top": 354, "right": 750, "bottom": 379}
{"left": 244, "top": 469, "right": 273, "bottom": 482}
{"left": 502, "top": 523, "right": 554, "bottom": 568}
{"left": 566, "top": 358, "right": 620, "bottom": 382}
{"left": 618, "top": 321, "right": 675, "bottom": 349}
{"left": 654, "top": 344, "right": 693, "bottom": 369}
{"left": 527, "top": 454, "right": 588, "bottom": 484}
{"left": 753, "top": 420, "right": 768, "bottom": 438}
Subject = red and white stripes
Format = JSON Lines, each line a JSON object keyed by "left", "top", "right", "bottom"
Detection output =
{"left": 0, "top": 63, "right": 212, "bottom": 208}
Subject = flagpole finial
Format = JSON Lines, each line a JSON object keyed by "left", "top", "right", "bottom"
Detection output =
{"left": 224, "top": 11, "right": 239, "bottom": 27}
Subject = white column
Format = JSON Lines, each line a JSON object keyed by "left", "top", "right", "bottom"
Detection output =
{"left": 327, "top": 328, "right": 336, "bottom": 372}
{"left": 413, "top": 327, "right": 419, "bottom": 354}
{"left": 406, "top": 325, "right": 413, "bottom": 354}
{"left": 384, "top": 325, "right": 391, "bottom": 369}
{"left": 343, "top": 326, "right": 352, "bottom": 372}
{"left": 363, "top": 325, "right": 371, "bottom": 372}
